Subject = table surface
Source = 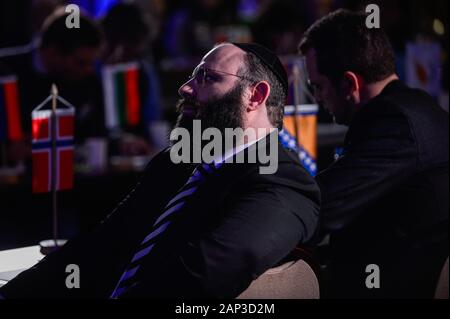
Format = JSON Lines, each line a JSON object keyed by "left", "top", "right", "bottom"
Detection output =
{"left": 0, "top": 245, "right": 44, "bottom": 283}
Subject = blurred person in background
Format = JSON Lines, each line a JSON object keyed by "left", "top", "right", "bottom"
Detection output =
{"left": 31, "top": 0, "right": 65, "bottom": 40}
{"left": 162, "top": 0, "right": 239, "bottom": 58}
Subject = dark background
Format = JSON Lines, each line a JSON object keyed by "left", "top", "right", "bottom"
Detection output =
{"left": 0, "top": 0, "right": 448, "bottom": 250}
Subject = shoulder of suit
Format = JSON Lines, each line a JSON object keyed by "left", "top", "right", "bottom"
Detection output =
{"left": 364, "top": 81, "right": 442, "bottom": 117}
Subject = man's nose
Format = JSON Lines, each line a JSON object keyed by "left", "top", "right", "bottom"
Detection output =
{"left": 178, "top": 79, "right": 195, "bottom": 99}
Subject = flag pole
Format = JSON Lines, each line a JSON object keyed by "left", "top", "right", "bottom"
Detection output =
{"left": 292, "top": 63, "right": 301, "bottom": 146}
{"left": 50, "top": 84, "right": 59, "bottom": 247}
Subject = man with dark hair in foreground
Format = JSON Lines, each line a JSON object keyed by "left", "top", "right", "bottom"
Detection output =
{"left": 0, "top": 43, "right": 320, "bottom": 298}
{"left": 299, "top": 9, "right": 448, "bottom": 298}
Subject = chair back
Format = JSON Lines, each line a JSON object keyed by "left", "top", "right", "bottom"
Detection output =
{"left": 435, "top": 257, "right": 449, "bottom": 299}
{"left": 237, "top": 259, "right": 320, "bottom": 299}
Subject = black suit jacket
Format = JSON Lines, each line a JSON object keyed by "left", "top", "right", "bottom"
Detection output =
{"left": 317, "top": 80, "right": 449, "bottom": 298}
{"left": 0, "top": 135, "right": 320, "bottom": 298}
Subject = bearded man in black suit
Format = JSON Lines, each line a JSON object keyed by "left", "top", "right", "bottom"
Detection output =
{"left": 0, "top": 42, "right": 320, "bottom": 298}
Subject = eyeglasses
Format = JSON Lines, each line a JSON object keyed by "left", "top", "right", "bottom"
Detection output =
{"left": 188, "top": 64, "right": 255, "bottom": 86}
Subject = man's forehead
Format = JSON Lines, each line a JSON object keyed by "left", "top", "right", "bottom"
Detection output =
{"left": 200, "top": 44, "right": 245, "bottom": 71}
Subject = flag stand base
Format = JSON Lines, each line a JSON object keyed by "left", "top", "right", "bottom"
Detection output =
{"left": 39, "top": 239, "right": 68, "bottom": 255}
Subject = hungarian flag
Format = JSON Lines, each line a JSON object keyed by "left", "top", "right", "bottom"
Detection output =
{"left": 102, "top": 62, "right": 141, "bottom": 130}
{"left": 280, "top": 58, "right": 318, "bottom": 176}
{"left": 32, "top": 108, "right": 74, "bottom": 193}
{"left": 0, "top": 76, "right": 23, "bottom": 141}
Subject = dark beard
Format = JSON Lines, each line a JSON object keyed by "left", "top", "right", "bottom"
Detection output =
{"left": 174, "top": 82, "right": 245, "bottom": 136}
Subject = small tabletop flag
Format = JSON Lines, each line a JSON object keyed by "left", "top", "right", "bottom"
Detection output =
{"left": 0, "top": 75, "right": 23, "bottom": 141}
{"left": 281, "top": 105, "right": 318, "bottom": 176}
{"left": 32, "top": 94, "right": 75, "bottom": 193}
{"left": 102, "top": 62, "right": 141, "bottom": 130}
{"left": 280, "top": 58, "right": 318, "bottom": 176}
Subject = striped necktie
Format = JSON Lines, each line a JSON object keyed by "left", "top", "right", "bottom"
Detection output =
{"left": 110, "top": 161, "right": 219, "bottom": 298}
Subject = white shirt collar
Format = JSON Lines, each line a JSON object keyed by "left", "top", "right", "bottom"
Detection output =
{"left": 213, "top": 129, "right": 276, "bottom": 166}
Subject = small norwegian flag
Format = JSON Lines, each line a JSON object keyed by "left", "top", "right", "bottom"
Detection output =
{"left": 32, "top": 108, "right": 74, "bottom": 193}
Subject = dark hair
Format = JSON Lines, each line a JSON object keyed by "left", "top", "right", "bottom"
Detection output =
{"left": 40, "top": 11, "right": 102, "bottom": 55}
{"left": 239, "top": 52, "right": 286, "bottom": 130}
{"left": 299, "top": 9, "right": 396, "bottom": 85}
{"left": 102, "top": 3, "right": 149, "bottom": 46}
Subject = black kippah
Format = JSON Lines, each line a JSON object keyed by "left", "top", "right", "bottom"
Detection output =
{"left": 233, "top": 42, "right": 288, "bottom": 96}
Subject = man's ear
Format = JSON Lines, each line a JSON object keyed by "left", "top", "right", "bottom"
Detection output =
{"left": 247, "top": 81, "right": 270, "bottom": 111}
{"left": 342, "top": 71, "right": 362, "bottom": 101}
